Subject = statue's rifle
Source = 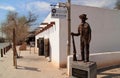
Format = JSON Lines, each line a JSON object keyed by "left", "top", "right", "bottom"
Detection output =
{"left": 72, "top": 35, "right": 77, "bottom": 61}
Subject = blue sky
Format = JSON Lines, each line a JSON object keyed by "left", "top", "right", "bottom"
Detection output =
{"left": 0, "top": 0, "right": 117, "bottom": 29}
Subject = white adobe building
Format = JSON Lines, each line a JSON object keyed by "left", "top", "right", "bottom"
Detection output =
{"left": 35, "top": 5, "right": 120, "bottom": 68}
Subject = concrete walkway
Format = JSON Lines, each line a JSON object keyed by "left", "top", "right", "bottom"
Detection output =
{"left": 0, "top": 46, "right": 120, "bottom": 78}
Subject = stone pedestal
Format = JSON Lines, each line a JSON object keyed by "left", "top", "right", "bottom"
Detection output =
{"left": 71, "top": 61, "right": 97, "bottom": 78}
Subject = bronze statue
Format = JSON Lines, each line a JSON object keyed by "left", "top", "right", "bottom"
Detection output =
{"left": 71, "top": 14, "right": 91, "bottom": 62}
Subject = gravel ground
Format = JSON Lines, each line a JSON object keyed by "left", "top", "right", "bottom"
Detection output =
{"left": 0, "top": 46, "right": 120, "bottom": 78}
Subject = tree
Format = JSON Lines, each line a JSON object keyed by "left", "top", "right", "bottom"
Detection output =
{"left": 115, "top": 0, "right": 120, "bottom": 10}
{"left": 1, "top": 11, "right": 37, "bottom": 44}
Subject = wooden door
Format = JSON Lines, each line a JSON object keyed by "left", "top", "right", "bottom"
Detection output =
{"left": 44, "top": 38, "right": 49, "bottom": 57}
{"left": 38, "top": 38, "right": 44, "bottom": 56}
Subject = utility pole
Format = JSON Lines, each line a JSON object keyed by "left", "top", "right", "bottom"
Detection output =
{"left": 52, "top": 0, "right": 71, "bottom": 55}
{"left": 67, "top": 0, "right": 71, "bottom": 55}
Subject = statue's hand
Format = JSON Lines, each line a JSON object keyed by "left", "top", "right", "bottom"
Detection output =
{"left": 71, "top": 32, "right": 74, "bottom": 35}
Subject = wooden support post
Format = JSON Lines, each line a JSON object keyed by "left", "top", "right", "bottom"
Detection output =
{"left": 67, "top": 0, "right": 71, "bottom": 56}
{"left": 4, "top": 48, "right": 6, "bottom": 55}
{"left": 30, "top": 46, "right": 31, "bottom": 54}
{"left": 33, "top": 40, "right": 35, "bottom": 54}
{"left": 5, "top": 47, "right": 7, "bottom": 53}
{"left": 1, "top": 49, "right": 3, "bottom": 57}
{"left": 13, "top": 28, "right": 17, "bottom": 69}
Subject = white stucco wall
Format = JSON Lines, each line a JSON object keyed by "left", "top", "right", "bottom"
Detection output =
{"left": 60, "top": 5, "right": 120, "bottom": 66}
{"left": 35, "top": 13, "right": 61, "bottom": 67}
{"left": 36, "top": 5, "right": 120, "bottom": 68}
{"left": 71, "top": 5, "right": 120, "bottom": 53}
{"left": 59, "top": 18, "right": 68, "bottom": 67}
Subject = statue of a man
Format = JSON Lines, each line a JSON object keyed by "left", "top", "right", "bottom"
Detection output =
{"left": 71, "top": 14, "right": 91, "bottom": 62}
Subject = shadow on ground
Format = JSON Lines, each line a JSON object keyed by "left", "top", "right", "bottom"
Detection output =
{"left": 97, "top": 65, "right": 120, "bottom": 78}
{"left": 17, "top": 65, "right": 41, "bottom": 72}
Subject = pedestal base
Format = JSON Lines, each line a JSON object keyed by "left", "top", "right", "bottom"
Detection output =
{"left": 71, "top": 61, "right": 97, "bottom": 78}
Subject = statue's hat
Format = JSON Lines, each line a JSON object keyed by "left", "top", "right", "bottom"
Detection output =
{"left": 79, "top": 14, "right": 88, "bottom": 20}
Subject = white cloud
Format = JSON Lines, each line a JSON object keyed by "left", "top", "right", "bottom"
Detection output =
{"left": 0, "top": 5, "right": 15, "bottom": 11}
{"left": 26, "top": 1, "right": 51, "bottom": 13}
{"left": 72, "top": 0, "right": 117, "bottom": 9}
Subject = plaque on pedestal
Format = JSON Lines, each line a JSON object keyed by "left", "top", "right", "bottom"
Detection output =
{"left": 71, "top": 61, "right": 97, "bottom": 78}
